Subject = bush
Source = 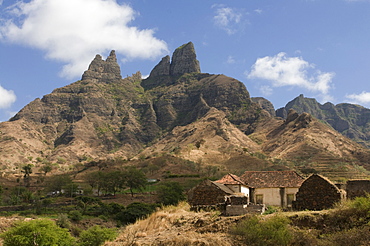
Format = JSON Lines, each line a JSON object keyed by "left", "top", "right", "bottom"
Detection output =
{"left": 1, "top": 219, "right": 75, "bottom": 246}
{"left": 57, "top": 213, "right": 71, "bottom": 229}
{"left": 78, "top": 225, "right": 117, "bottom": 246}
{"left": 156, "top": 181, "right": 185, "bottom": 206}
{"left": 69, "top": 210, "right": 83, "bottom": 222}
{"left": 231, "top": 214, "right": 292, "bottom": 246}
{"left": 116, "top": 202, "right": 157, "bottom": 225}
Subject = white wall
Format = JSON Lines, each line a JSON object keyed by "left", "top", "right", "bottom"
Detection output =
{"left": 254, "top": 187, "right": 299, "bottom": 207}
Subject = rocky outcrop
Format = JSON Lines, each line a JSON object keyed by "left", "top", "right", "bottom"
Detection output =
{"left": 170, "top": 42, "right": 200, "bottom": 76}
{"left": 149, "top": 55, "right": 170, "bottom": 77}
{"left": 81, "top": 50, "right": 122, "bottom": 83}
{"left": 143, "top": 42, "right": 201, "bottom": 89}
{"left": 251, "top": 97, "right": 275, "bottom": 117}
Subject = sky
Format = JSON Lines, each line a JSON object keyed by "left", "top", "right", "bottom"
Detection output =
{"left": 1, "top": 0, "right": 370, "bottom": 122}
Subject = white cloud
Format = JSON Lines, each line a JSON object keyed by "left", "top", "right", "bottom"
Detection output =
{"left": 226, "top": 55, "right": 235, "bottom": 64}
{"left": 346, "top": 91, "right": 370, "bottom": 105}
{"left": 259, "top": 85, "right": 273, "bottom": 96}
{"left": 0, "top": 0, "right": 168, "bottom": 79}
{"left": 0, "top": 85, "right": 16, "bottom": 109}
{"left": 254, "top": 9, "right": 263, "bottom": 14}
{"left": 212, "top": 4, "right": 244, "bottom": 35}
{"left": 248, "top": 52, "right": 335, "bottom": 95}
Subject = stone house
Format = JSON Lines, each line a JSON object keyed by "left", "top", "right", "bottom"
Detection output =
{"left": 187, "top": 179, "right": 235, "bottom": 209}
{"left": 240, "top": 171, "right": 304, "bottom": 208}
{"left": 187, "top": 173, "right": 263, "bottom": 215}
{"left": 293, "top": 174, "right": 346, "bottom": 210}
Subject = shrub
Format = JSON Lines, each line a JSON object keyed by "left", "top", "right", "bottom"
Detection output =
{"left": 78, "top": 225, "right": 117, "bottom": 246}
{"left": 69, "top": 210, "right": 83, "bottom": 222}
{"left": 231, "top": 214, "right": 292, "bottom": 246}
{"left": 57, "top": 213, "right": 71, "bottom": 229}
{"left": 116, "top": 202, "right": 157, "bottom": 225}
{"left": 156, "top": 181, "right": 185, "bottom": 206}
{"left": 1, "top": 219, "right": 75, "bottom": 246}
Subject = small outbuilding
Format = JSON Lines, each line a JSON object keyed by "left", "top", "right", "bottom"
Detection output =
{"left": 293, "top": 174, "right": 345, "bottom": 210}
{"left": 187, "top": 179, "right": 235, "bottom": 209}
{"left": 346, "top": 180, "right": 370, "bottom": 199}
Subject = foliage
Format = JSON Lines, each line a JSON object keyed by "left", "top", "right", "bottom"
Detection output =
{"left": 1, "top": 219, "right": 75, "bottom": 246}
{"left": 156, "top": 181, "right": 185, "bottom": 206}
{"left": 115, "top": 202, "right": 157, "bottom": 225}
{"left": 231, "top": 214, "right": 292, "bottom": 246}
{"left": 123, "top": 167, "right": 147, "bottom": 197}
{"left": 40, "top": 163, "right": 53, "bottom": 175}
{"left": 78, "top": 225, "right": 117, "bottom": 246}
{"left": 69, "top": 210, "right": 83, "bottom": 222}
{"left": 57, "top": 213, "right": 71, "bottom": 229}
{"left": 46, "top": 174, "right": 73, "bottom": 194}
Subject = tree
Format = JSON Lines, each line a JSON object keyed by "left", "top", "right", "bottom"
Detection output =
{"left": 101, "top": 171, "right": 125, "bottom": 196}
{"left": 21, "top": 164, "right": 33, "bottom": 187}
{"left": 123, "top": 167, "right": 147, "bottom": 197}
{"left": 40, "top": 163, "right": 53, "bottom": 176}
{"left": 156, "top": 181, "right": 185, "bottom": 206}
{"left": 116, "top": 202, "right": 157, "bottom": 225}
{"left": 46, "top": 174, "right": 73, "bottom": 195}
{"left": 1, "top": 219, "right": 75, "bottom": 246}
{"left": 78, "top": 225, "right": 117, "bottom": 246}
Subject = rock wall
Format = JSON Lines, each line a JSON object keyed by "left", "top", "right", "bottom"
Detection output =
{"left": 346, "top": 180, "right": 370, "bottom": 199}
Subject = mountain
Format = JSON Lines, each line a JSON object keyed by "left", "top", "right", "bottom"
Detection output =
{"left": 276, "top": 94, "right": 370, "bottom": 148}
{"left": 0, "top": 42, "right": 369, "bottom": 181}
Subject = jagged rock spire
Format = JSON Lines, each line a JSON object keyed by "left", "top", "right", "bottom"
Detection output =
{"left": 170, "top": 42, "right": 200, "bottom": 76}
{"left": 149, "top": 55, "right": 170, "bottom": 77}
{"left": 148, "top": 42, "right": 201, "bottom": 78}
{"left": 82, "top": 50, "right": 122, "bottom": 83}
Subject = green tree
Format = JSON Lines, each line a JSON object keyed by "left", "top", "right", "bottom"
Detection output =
{"left": 101, "top": 171, "right": 125, "bottom": 196}
{"left": 46, "top": 174, "right": 73, "bottom": 195}
{"left": 21, "top": 164, "right": 33, "bottom": 187}
{"left": 156, "top": 181, "right": 185, "bottom": 206}
{"left": 123, "top": 167, "right": 147, "bottom": 197}
{"left": 78, "top": 225, "right": 117, "bottom": 246}
{"left": 1, "top": 219, "right": 75, "bottom": 246}
{"left": 116, "top": 202, "right": 156, "bottom": 225}
{"left": 40, "top": 163, "right": 53, "bottom": 175}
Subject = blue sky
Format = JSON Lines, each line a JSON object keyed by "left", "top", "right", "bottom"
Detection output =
{"left": 1, "top": 0, "right": 370, "bottom": 122}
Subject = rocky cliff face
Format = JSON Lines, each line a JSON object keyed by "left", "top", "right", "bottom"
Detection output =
{"left": 276, "top": 94, "right": 370, "bottom": 147}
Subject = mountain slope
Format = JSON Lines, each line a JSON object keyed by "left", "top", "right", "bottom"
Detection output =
{"left": 0, "top": 43, "right": 369, "bottom": 181}
{"left": 276, "top": 94, "right": 370, "bottom": 148}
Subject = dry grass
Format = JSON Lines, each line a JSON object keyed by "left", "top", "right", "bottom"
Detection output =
{"left": 105, "top": 202, "right": 241, "bottom": 246}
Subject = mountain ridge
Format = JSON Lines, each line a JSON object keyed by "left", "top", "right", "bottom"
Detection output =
{"left": 0, "top": 42, "right": 369, "bottom": 181}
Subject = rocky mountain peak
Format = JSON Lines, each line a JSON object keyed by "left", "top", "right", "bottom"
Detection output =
{"left": 148, "top": 42, "right": 201, "bottom": 78}
{"left": 170, "top": 42, "right": 200, "bottom": 76}
{"left": 149, "top": 55, "right": 171, "bottom": 77}
{"left": 81, "top": 50, "right": 122, "bottom": 83}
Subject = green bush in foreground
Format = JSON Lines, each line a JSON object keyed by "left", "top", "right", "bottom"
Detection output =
{"left": 1, "top": 219, "right": 75, "bottom": 246}
{"left": 78, "top": 225, "right": 117, "bottom": 246}
{"left": 231, "top": 214, "right": 292, "bottom": 246}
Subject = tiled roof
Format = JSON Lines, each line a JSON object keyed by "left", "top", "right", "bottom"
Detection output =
{"left": 240, "top": 171, "right": 304, "bottom": 188}
{"left": 215, "top": 173, "right": 247, "bottom": 186}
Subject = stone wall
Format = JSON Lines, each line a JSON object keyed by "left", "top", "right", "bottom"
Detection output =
{"left": 346, "top": 180, "right": 370, "bottom": 199}
{"left": 293, "top": 174, "right": 344, "bottom": 210}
